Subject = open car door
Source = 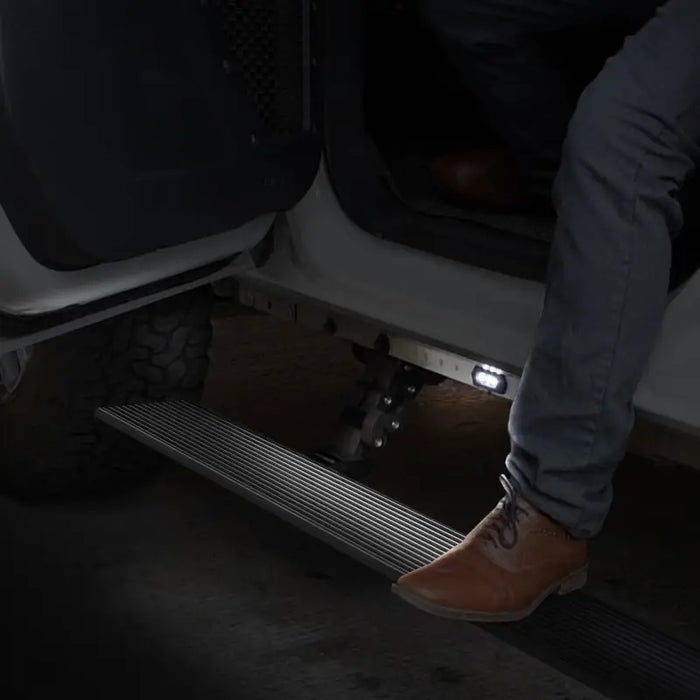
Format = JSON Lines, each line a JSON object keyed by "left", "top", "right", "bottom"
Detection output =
{"left": 0, "top": 0, "right": 320, "bottom": 270}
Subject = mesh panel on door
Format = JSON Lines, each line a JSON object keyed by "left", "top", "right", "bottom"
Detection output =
{"left": 207, "top": 0, "right": 305, "bottom": 136}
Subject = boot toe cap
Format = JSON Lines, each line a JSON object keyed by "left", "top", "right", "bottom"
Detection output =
{"left": 395, "top": 558, "right": 511, "bottom": 614}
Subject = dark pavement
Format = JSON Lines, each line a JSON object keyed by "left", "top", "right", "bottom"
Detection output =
{"left": 2, "top": 303, "right": 699, "bottom": 699}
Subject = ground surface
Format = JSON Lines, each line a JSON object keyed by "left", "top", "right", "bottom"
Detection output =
{"left": 2, "top": 304, "right": 699, "bottom": 699}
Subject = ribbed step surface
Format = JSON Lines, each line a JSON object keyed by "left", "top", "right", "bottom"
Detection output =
{"left": 97, "top": 400, "right": 462, "bottom": 579}
{"left": 97, "top": 401, "right": 700, "bottom": 700}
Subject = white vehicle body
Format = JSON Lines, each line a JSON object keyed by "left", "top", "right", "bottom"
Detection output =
{"left": 1, "top": 0, "right": 698, "bottom": 468}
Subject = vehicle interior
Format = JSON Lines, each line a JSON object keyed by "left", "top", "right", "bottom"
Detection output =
{"left": 326, "top": 1, "right": 700, "bottom": 289}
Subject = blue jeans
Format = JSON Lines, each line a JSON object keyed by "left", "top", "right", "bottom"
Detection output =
{"left": 424, "top": 0, "right": 700, "bottom": 537}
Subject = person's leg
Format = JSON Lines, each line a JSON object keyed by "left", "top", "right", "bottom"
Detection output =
{"left": 394, "top": 0, "right": 700, "bottom": 620}
{"left": 507, "top": 0, "right": 700, "bottom": 538}
{"left": 421, "top": 0, "right": 662, "bottom": 198}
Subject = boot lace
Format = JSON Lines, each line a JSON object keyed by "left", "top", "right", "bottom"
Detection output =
{"left": 479, "top": 474, "right": 529, "bottom": 550}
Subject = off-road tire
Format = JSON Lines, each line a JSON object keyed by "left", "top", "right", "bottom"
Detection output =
{"left": 0, "top": 288, "right": 213, "bottom": 499}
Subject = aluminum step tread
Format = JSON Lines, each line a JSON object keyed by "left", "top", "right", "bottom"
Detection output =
{"left": 97, "top": 401, "right": 462, "bottom": 578}
{"left": 97, "top": 401, "right": 700, "bottom": 700}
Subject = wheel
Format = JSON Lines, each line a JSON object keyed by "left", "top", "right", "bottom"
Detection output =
{"left": 0, "top": 287, "right": 213, "bottom": 499}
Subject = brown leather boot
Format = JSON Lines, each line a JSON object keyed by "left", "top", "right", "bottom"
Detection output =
{"left": 392, "top": 475, "right": 589, "bottom": 622}
{"left": 432, "top": 148, "right": 539, "bottom": 210}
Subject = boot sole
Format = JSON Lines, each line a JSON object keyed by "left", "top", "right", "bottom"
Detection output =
{"left": 391, "top": 565, "right": 588, "bottom": 623}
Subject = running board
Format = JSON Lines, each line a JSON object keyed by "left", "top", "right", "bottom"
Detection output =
{"left": 97, "top": 401, "right": 700, "bottom": 700}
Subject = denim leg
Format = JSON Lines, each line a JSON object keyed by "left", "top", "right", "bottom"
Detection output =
{"left": 420, "top": 0, "right": 662, "bottom": 195}
{"left": 506, "top": 0, "right": 700, "bottom": 538}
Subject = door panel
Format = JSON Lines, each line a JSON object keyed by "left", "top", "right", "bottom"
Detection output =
{"left": 0, "top": 0, "right": 320, "bottom": 270}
